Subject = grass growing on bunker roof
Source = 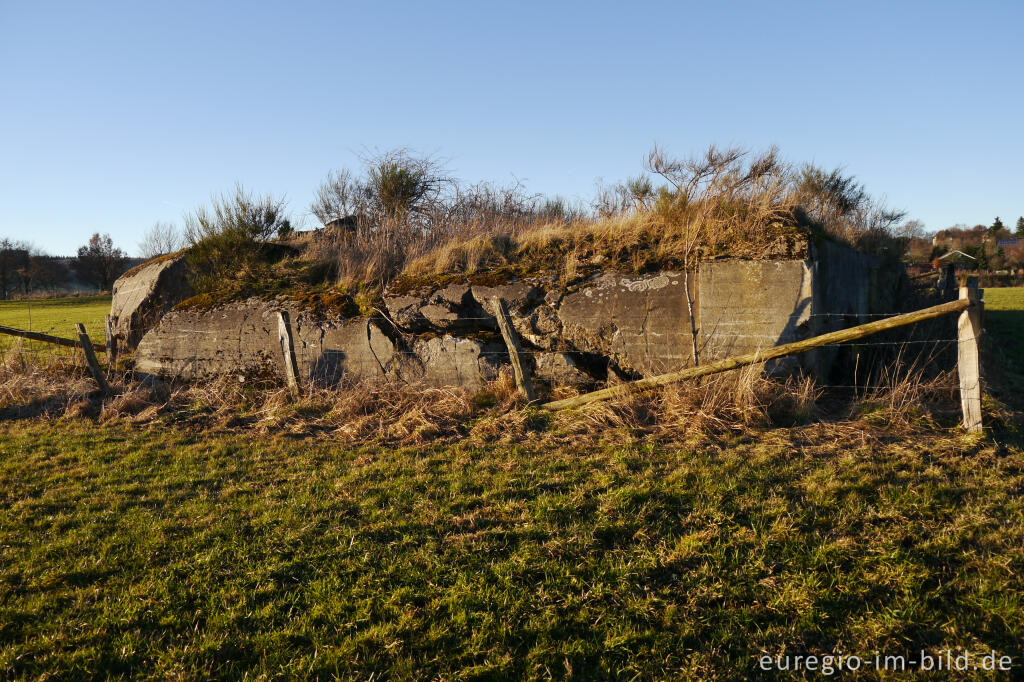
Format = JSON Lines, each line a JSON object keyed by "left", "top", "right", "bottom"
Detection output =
{"left": 171, "top": 145, "right": 910, "bottom": 306}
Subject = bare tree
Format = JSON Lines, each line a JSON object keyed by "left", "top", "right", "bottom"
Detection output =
{"left": 0, "top": 238, "right": 30, "bottom": 300}
{"left": 138, "top": 221, "right": 184, "bottom": 259}
{"left": 74, "top": 233, "right": 128, "bottom": 291}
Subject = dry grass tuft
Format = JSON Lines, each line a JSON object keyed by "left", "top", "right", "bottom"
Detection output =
{"left": 0, "top": 340, "right": 992, "bottom": 447}
{"left": 850, "top": 367, "right": 960, "bottom": 432}
{"left": 324, "top": 380, "right": 474, "bottom": 444}
{"left": 551, "top": 364, "right": 821, "bottom": 439}
{"left": 399, "top": 145, "right": 904, "bottom": 286}
{"left": 100, "top": 378, "right": 170, "bottom": 423}
{"left": 0, "top": 344, "right": 97, "bottom": 419}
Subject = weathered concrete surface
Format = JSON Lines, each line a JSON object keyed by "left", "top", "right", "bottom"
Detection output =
{"left": 296, "top": 317, "right": 413, "bottom": 384}
{"left": 805, "top": 240, "right": 887, "bottom": 378}
{"left": 385, "top": 283, "right": 495, "bottom": 333}
{"left": 470, "top": 280, "right": 545, "bottom": 315}
{"left": 557, "top": 271, "right": 694, "bottom": 377}
{"left": 513, "top": 304, "right": 563, "bottom": 349}
{"left": 532, "top": 352, "right": 594, "bottom": 388}
{"left": 409, "top": 336, "right": 505, "bottom": 389}
{"left": 136, "top": 248, "right": 896, "bottom": 389}
{"left": 135, "top": 300, "right": 503, "bottom": 388}
{"left": 698, "top": 260, "right": 813, "bottom": 372}
{"left": 135, "top": 301, "right": 297, "bottom": 379}
{"left": 109, "top": 255, "right": 193, "bottom": 350}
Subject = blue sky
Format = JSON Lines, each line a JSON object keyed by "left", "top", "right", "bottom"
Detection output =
{"left": 1, "top": 0, "right": 1021, "bottom": 255}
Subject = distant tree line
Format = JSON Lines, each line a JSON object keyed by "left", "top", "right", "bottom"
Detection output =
{"left": 918, "top": 216, "right": 1024, "bottom": 271}
{"left": 0, "top": 232, "right": 131, "bottom": 299}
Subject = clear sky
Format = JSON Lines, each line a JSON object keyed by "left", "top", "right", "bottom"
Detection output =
{"left": 1, "top": 0, "right": 1021, "bottom": 256}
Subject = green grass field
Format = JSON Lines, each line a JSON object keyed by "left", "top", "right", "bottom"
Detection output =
{"left": 985, "top": 288, "right": 1024, "bottom": 378}
{"left": 0, "top": 295, "right": 111, "bottom": 342}
{"left": 1, "top": 422, "right": 1022, "bottom": 679}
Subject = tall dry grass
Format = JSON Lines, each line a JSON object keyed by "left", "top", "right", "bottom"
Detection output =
{"left": 0, "top": 340, "right": 974, "bottom": 446}
{"left": 398, "top": 145, "right": 906, "bottom": 287}
{"left": 0, "top": 342, "right": 97, "bottom": 418}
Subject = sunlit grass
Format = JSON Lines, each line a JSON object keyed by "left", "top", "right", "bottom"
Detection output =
{"left": 0, "top": 295, "right": 110, "bottom": 350}
{"left": 1, "top": 421, "right": 1022, "bottom": 678}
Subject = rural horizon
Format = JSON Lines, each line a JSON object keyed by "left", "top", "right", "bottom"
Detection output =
{"left": 2, "top": 1, "right": 1023, "bottom": 679}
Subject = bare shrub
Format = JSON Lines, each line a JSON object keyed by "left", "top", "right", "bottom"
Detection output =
{"left": 793, "top": 165, "right": 907, "bottom": 256}
{"left": 184, "top": 184, "right": 289, "bottom": 292}
{"left": 312, "top": 151, "right": 557, "bottom": 286}
{"left": 592, "top": 175, "right": 655, "bottom": 218}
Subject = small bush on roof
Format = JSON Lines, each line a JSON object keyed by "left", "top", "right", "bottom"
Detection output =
{"left": 184, "top": 184, "right": 289, "bottom": 293}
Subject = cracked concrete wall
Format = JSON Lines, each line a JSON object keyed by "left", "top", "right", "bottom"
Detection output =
{"left": 134, "top": 300, "right": 503, "bottom": 388}
{"left": 554, "top": 271, "right": 694, "bottom": 377}
{"left": 134, "top": 249, "right": 889, "bottom": 388}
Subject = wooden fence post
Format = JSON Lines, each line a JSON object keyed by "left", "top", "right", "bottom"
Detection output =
{"left": 75, "top": 323, "right": 110, "bottom": 395}
{"left": 957, "top": 285, "right": 983, "bottom": 433}
{"left": 277, "top": 311, "right": 301, "bottom": 400}
{"left": 104, "top": 314, "right": 117, "bottom": 371}
{"left": 491, "top": 297, "right": 535, "bottom": 402}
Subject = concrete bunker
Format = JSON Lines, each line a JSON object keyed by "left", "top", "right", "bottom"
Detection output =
{"left": 120, "top": 233, "right": 902, "bottom": 390}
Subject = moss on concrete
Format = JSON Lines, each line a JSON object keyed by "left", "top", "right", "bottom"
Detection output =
{"left": 119, "top": 248, "right": 190, "bottom": 279}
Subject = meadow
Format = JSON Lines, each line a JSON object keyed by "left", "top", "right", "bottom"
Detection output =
{"left": 0, "top": 295, "right": 111, "bottom": 350}
{"left": 984, "top": 287, "right": 1024, "bottom": 386}
{"left": 0, "top": 288, "right": 1022, "bottom": 679}
{"left": 1, "top": 420, "right": 1022, "bottom": 679}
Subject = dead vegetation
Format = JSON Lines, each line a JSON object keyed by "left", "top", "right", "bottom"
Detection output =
{"left": 174, "top": 145, "right": 912, "bottom": 308}
{"left": 348, "top": 144, "right": 908, "bottom": 290}
{"left": 0, "top": 339, "right": 990, "bottom": 451}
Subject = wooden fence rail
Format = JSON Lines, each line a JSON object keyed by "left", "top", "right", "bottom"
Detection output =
{"left": 0, "top": 291, "right": 987, "bottom": 430}
{"left": 0, "top": 324, "right": 107, "bottom": 352}
{"left": 0, "top": 323, "right": 111, "bottom": 394}
{"left": 541, "top": 295, "right": 983, "bottom": 431}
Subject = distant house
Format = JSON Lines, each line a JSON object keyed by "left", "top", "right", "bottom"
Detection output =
{"left": 997, "top": 238, "right": 1021, "bottom": 248}
{"left": 931, "top": 250, "right": 977, "bottom": 271}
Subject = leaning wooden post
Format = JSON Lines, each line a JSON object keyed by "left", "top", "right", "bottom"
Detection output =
{"left": 75, "top": 323, "right": 110, "bottom": 396}
{"left": 277, "top": 311, "right": 301, "bottom": 400}
{"left": 104, "top": 314, "right": 117, "bottom": 371}
{"left": 491, "top": 297, "right": 535, "bottom": 402}
{"left": 957, "top": 285, "right": 983, "bottom": 433}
